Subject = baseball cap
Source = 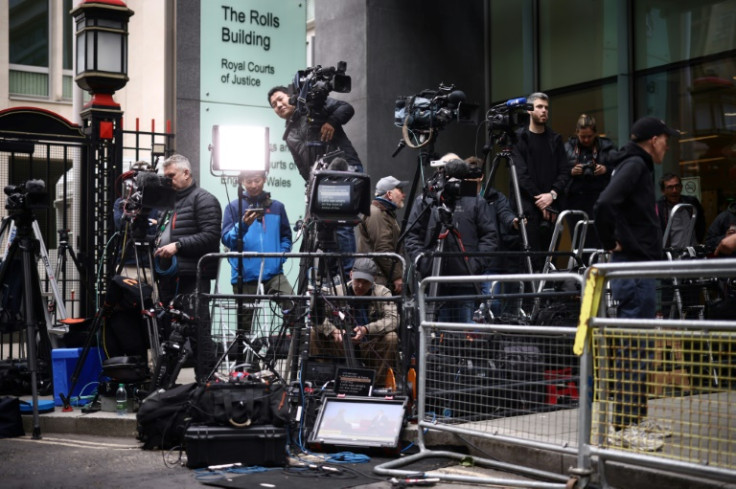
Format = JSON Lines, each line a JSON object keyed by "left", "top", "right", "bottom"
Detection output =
{"left": 375, "top": 176, "right": 410, "bottom": 196}
{"left": 351, "top": 258, "right": 377, "bottom": 283}
{"left": 630, "top": 117, "right": 679, "bottom": 142}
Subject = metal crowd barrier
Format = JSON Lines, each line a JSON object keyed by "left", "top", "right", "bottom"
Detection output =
{"left": 194, "top": 251, "right": 406, "bottom": 386}
{"left": 574, "top": 258, "right": 736, "bottom": 488}
{"left": 375, "top": 272, "right": 586, "bottom": 489}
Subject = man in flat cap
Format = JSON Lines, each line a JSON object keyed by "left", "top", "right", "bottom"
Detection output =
{"left": 312, "top": 257, "right": 399, "bottom": 387}
{"left": 357, "top": 176, "right": 409, "bottom": 294}
{"left": 594, "top": 116, "right": 679, "bottom": 449}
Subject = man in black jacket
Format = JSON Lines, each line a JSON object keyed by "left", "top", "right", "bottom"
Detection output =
{"left": 404, "top": 153, "right": 498, "bottom": 323}
{"left": 154, "top": 154, "right": 222, "bottom": 380}
{"left": 268, "top": 85, "right": 363, "bottom": 280}
{"left": 594, "top": 116, "right": 678, "bottom": 448}
{"left": 510, "top": 92, "right": 570, "bottom": 271}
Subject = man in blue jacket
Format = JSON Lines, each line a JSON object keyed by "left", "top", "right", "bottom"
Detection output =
{"left": 221, "top": 170, "right": 295, "bottom": 332}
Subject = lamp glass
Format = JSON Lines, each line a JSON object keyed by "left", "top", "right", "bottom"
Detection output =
{"left": 76, "top": 31, "right": 86, "bottom": 75}
{"left": 212, "top": 125, "right": 270, "bottom": 174}
{"left": 97, "top": 31, "right": 122, "bottom": 73}
{"left": 86, "top": 32, "right": 95, "bottom": 71}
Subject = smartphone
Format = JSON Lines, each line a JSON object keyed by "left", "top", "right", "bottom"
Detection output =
{"left": 246, "top": 207, "right": 264, "bottom": 216}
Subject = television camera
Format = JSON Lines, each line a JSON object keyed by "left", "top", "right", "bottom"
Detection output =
{"left": 292, "top": 61, "right": 351, "bottom": 112}
{"left": 119, "top": 167, "right": 176, "bottom": 216}
{"left": 394, "top": 84, "right": 476, "bottom": 149}
{"left": 486, "top": 97, "right": 533, "bottom": 144}
{"left": 424, "top": 158, "right": 480, "bottom": 216}
{"left": 4, "top": 179, "right": 48, "bottom": 213}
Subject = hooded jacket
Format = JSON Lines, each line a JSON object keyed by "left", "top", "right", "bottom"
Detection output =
{"left": 221, "top": 192, "right": 292, "bottom": 284}
{"left": 594, "top": 142, "right": 662, "bottom": 261}
{"left": 705, "top": 202, "right": 736, "bottom": 251}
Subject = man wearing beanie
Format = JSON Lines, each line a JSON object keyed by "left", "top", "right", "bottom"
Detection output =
{"left": 357, "top": 176, "right": 409, "bottom": 294}
{"left": 312, "top": 258, "right": 399, "bottom": 387}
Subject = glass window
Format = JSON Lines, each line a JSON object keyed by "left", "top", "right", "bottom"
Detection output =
{"left": 549, "top": 83, "right": 620, "bottom": 147}
{"left": 63, "top": 0, "right": 73, "bottom": 70}
{"left": 490, "top": 1, "right": 527, "bottom": 101}
{"left": 634, "top": 54, "right": 736, "bottom": 226}
{"left": 539, "top": 0, "right": 618, "bottom": 90}
{"left": 9, "top": 0, "right": 49, "bottom": 67}
{"left": 634, "top": 0, "right": 736, "bottom": 70}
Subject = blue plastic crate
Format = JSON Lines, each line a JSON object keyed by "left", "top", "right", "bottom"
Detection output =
{"left": 51, "top": 347, "right": 102, "bottom": 406}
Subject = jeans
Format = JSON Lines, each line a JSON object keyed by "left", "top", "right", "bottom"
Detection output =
{"left": 609, "top": 255, "right": 656, "bottom": 428}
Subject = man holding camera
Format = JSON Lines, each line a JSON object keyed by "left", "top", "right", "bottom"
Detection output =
{"left": 564, "top": 114, "right": 615, "bottom": 250}
{"left": 221, "top": 170, "right": 295, "bottom": 330}
{"left": 511, "top": 92, "right": 570, "bottom": 271}
{"left": 268, "top": 85, "right": 364, "bottom": 280}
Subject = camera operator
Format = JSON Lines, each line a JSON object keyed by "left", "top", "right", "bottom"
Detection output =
{"left": 510, "top": 92, "right": 570, "bottom": 271}
{"left": 564, "top": 114, "right": 615, "bottom": 250}
{"left": 113, "top": 162, "right": 161, "bottom": 285}
{"left": 154, "top": 154, "right": 221, "bottom": 381}
{"left": 268, "top": 85, "right": 363, "bottom": 179}
{"left": 268, "top": 84, "right": 363, "bottom": 280}
{"left": 311, "top": 258, "right": 398, "bottom": 388}
{"left": 404, "top": 153, "right": 498, "bottom": 323}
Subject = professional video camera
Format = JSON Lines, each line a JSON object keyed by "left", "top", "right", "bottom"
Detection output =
{"left": 486, "top": 97, "right": 533, "bottom": 142}
{"left": 4, "top": 179, "right": 48, "bottom": 212}
{"left": 305, "top": 150, "right": 371, "bottom": 225}
{"left": 425, "top": 158, "right": 480, "bottom": 207}
{"left": 292, "top": 61, "right": 351, "bottom": 114}
{"left": 395, "top": 83, "right": 475, "bottom": 132}
{"left": 120, "top": 167, "right": 176, "bottom": 217}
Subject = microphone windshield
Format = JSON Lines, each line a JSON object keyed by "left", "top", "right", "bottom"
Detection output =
{"left": 328, "top": 157, "right": 349, "bottom": 171}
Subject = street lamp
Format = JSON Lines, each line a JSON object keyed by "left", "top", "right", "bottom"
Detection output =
{"left": 71, "top": 0, "right": 135, "bottom": 307}
{"left": 71, "top": 0, "right": 134, "bottom": 107}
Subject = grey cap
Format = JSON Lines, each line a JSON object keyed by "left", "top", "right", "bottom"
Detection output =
{"left": 351, "top": 258, "right": 377, "bottom": 283}
{"left": 375, "top": 176, "right": 410, "bottom": 196}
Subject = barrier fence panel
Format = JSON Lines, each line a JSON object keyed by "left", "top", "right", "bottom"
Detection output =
{"left": 575, "top": 258, "right": 736, "bottom": 488}
{"left": 193, "top": 251, "right": 406, "bottom": 389}
{"left": 375, "top": 272, "right": 585, "bottom": 489}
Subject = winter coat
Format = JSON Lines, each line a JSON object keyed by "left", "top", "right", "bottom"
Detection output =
{"left": 221, "top": 193, "right": 292, "bottom": 284}
{"left": 357, "top": 199, "right": 403, "bottom": 284}
{"left": 705, "top": 202, "right": 736, "bottom": 251}
{"left": 594, "top": 142, "right": 662, "bottom": 261}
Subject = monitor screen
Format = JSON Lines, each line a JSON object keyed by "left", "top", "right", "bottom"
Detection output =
{"left": 309, "top": 396, "right": 406, "bottom": 449}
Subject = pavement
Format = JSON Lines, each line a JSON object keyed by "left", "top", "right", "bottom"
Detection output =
{"left": 4, "top": 368, "right": 736, "bottom": 489}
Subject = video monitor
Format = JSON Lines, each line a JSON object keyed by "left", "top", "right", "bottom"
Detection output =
{"left": 308, "top": 395, "right": 406, "bottom": 449}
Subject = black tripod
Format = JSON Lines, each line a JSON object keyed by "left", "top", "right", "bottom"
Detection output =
{"left": 0, "top": 211, "right": 53, "bottom": 439}
{"left": 54, "top": 229, "right": 89, "bottom": 319}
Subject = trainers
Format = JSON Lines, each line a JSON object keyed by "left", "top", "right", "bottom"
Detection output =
{"left": 638, "top": 418, "right": 673, "bottom": 438}
{"left": 607, "top": 426, "right": 664, "bottom": 452}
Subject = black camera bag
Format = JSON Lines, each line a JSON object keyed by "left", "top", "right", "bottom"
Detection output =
{"left": 195, "top": 380, "right": 289, "bottom": 428}
{"left": 136, "top": 382, "right": 198, "bottom": 450}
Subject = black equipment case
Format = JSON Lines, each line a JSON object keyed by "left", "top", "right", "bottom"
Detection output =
{"left": 184, "top": 424, "right": 287, "bottom": 468}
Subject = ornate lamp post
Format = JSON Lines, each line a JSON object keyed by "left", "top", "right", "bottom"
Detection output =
{"left": 72, "top": 0, "right": 134, "bottom": 306}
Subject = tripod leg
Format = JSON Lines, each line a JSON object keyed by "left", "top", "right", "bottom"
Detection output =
{"left": 20, "top": 241, "right": 42, "bottom": 439}
{"left": 60, "top": 312, "right": 104, "bottom": 411}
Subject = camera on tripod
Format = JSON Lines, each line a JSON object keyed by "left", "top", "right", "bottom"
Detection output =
{"left": 426, "top": 158, "right": 480, "bottom": 206}
{"left": 4, "top": 179, "right": 48, "bottom": 212}
{"left": 292, "top": 61, "right": 351, "bottom": 114}
{"left": 486, "top": 97, "right": 533, "bottom": 141}
{"left": 121, "top": 168, "right": 176, "bottom": 217}
{"left": 394, "top": 83, "right": 475, "bottom": 132}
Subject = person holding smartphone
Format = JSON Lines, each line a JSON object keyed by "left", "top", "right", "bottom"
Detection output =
{"left": 221, "top": 170, "right": 295, "bottom": 333}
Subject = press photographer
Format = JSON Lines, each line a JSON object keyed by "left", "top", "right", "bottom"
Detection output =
{"left": 564, "top": 114, "right": 614, "bottom": 249}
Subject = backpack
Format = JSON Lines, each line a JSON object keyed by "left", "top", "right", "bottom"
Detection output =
{"left": 136, "top": 382, "right": 198, "bottom": 450}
